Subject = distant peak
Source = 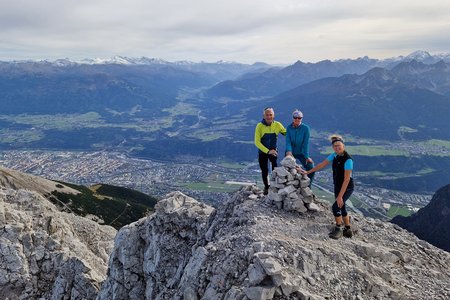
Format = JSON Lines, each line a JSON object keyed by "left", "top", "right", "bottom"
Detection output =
{"left": 79, "top": 56, "right": 170, "bottom": 65}
{"left": 405, "top": 50, "right": 432, "bottom": 60}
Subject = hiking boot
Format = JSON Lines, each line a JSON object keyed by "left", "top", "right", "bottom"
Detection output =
{"left": 263, "top": 187, "right": 269, "bottom": 195}
{"left": 329, "top": 226, "right": 343, "bottom": 239}
{"left": 343, "top": 227, "right": 353, "bottom": 238}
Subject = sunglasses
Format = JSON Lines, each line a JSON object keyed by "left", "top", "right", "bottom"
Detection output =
{"left": 293, "top": 117, "right": 302, "bottom": 120}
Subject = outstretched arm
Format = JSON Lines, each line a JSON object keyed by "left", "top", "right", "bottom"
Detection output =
{"left": 299, "top": 158, "right": 329, "bottom": 174}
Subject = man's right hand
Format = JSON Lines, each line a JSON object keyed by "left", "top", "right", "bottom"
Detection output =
{"left": 286, "top": 151, "right": 293, "bottom": 156}
{"left": 268, "top": 149, "right": 278, "bottom": 156}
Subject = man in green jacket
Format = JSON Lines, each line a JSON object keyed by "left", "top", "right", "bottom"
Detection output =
{"left": 254, "top": 107, "right": 286, "bottom": 195}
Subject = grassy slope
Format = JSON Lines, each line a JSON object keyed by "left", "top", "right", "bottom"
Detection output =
{"left": 50, "top": 181, "right": 158, "bottom": 229}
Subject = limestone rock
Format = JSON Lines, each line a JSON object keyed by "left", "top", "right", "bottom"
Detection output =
{"left": 97, "top": 186, "right": 450, "bottom": 300}
{"left": 265, "top": 158, "right": 318, "bottom": 212}
{"left": 4, "top": 175, "right": 449, "bottom": 300}
{"left": 97, "top": 191, "right": 215, "bottom": 300}
{"left": 244, "top": 286, "right": 276, "bottom": 300}
{"left": 273, "top": 167, "right": 289, "bottom": 177}
{"left": 0, "top": 188, "right": 116, "bottom": 300}
{"left": 280, "top": 156, "right": 297, "bottom": 169}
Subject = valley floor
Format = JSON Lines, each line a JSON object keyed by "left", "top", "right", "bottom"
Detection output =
{"left": 0, "top": 150, "right": 431, "bottom": 220}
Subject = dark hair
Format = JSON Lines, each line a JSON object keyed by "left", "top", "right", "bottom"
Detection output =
{"left": 330, "top": 134, "right": 344, "bottom": 145}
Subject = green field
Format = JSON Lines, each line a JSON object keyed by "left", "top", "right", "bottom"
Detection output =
{"left": 321, "top": 145, "right": 409, "bottom": 156}
{"left": 195, "top": 132, "right": 229, "bottom": 142}
{"left": 162, "top": 102, "right": 198, "bottom": 116}
{"left": 218, "top": 161, "right": 246, "bottom": 169}
{"left": 311, "top": 188, "right": 335, "bottom": 203}
{"left": 183, "top": 181, "right": 242, "bottom": 192}
{"left": 0, "top": 129, "right": 44, "bottom": 144}
{"left": 387, "top": 205, "right": 413, "bottom": 218}
{"left": 0, "top": 112, "right": 104, "bottom": 130}
{"left": 423, "top": 139, "right": 450, "bottom": 149}
{"left": 357, "top": 167, "right": 435, "bottom": 179}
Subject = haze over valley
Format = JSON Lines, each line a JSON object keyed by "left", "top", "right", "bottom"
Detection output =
{"left": 1, "top": 50, "right": 449, "bottom": 219}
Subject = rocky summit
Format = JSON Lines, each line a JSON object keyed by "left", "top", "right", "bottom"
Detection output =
{"left": 0, "top": 188, "right": 116, "bottom": 299}
{"left": 98, "top": 186, "right": 450, "bottom": 300}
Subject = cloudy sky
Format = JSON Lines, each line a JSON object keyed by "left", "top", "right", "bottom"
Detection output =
{"left": 0, "top": 0, "right": 449, "bottom": 64}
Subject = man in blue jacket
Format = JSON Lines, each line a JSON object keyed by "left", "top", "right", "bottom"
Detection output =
{"left": 285, "top": 109, "right": 315, "bottom": 186}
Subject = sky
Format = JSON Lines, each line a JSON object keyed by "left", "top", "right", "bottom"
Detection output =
{"left": 0, "top": 0, "right": 449, "bottom": 64}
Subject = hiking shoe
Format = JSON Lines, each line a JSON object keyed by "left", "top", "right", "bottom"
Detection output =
{"left": 263, "top": 187, "right": 269, "bottom": 195}
{"left": 329, "top": 226, "right": 343, "bottom": 239}
{"left": 343, "top": 227, "right": 353, "bottom": 238}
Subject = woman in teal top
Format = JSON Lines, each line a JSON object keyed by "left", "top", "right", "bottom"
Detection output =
{"left": 302, "top": 135, "right": 354, "bottom": 239}
{"left": 285, "top": 109, "right": 314, "bottom": 186}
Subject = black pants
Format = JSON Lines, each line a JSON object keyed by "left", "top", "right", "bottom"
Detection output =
{"left": 259, "top": 152, "right": 278, "bottom": 189}
{"left": 332, "top": 188, "right": 354, "bottom": 217}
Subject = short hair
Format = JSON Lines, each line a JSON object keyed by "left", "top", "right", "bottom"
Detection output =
{"left": 263, "top": 107, "right": 274, "bottom": 114}
{"left": 292, "top": 109, "right": 303, "bottom": 118}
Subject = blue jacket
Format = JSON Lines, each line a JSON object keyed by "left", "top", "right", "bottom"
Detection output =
{"left": 285, "top": 123, "right": 310, "bottom": 158}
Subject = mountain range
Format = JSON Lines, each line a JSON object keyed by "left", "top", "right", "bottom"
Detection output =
{"left": 0, "top": 50, "right": 449, "bottom": 193}
{"left": 259, "top": 60, "right": 450, "bottom": 140}
{"left": 205, "top": 50, "right": 450, "bottom": 99}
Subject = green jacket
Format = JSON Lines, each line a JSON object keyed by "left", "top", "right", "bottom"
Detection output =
{"left": 254, "top": 119, "right": 286, "bottom": 153}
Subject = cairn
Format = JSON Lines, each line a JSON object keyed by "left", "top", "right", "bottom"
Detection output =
{"left": 266, "top": 156, "right": 320, "bottom": 212}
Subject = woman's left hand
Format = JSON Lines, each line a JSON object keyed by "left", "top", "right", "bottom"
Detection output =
{"left": 336, "top": 196, "right": 344, "bottom": 208}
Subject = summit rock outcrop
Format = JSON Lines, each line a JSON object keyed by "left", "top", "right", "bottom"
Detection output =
{"left": 0, "top": 188, "right": 116, "bottom": 299}
{"left": 98, "top": 186, "right": 450, "bottom": 299}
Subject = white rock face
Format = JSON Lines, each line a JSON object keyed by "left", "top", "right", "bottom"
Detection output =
{"left": 0, "top": 188, "right": 116, "bottom": 299}
{"left": 98, "top": 186, "right": 450, "bottom": 300}
{"left": 96, "top": 191, "right": 215, "bottom": 300}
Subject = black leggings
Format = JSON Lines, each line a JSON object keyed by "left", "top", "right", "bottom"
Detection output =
{"left": 258, "top": 152, "right": 278, "bottom": 188}
{"left": 332, "top": 188, "right": 353, "bottom": 217}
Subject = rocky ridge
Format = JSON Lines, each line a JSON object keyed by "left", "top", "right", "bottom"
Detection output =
{"left": 0, "top": 166, "right": 79, "bottom": 198}
{"left": 392, "top": 183, "right": 450, "bottom": 252}
{"left": 0, "top": 188, "right": 116, "bottom": 299}
{"left": 98, "top": 187, "right": 450, "bottom": 299}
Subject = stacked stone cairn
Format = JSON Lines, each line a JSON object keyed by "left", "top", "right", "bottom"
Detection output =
{"left": 266, "top": 155, "right": 320, "bottom": 212}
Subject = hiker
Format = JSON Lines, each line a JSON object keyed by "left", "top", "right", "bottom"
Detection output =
{"left": 285, "top": 109, "right": 314, "bottom": 187}
{"left": 301, "top": 135, "right": 354, "bottom": 239}
{"left": 254, "top": 107, "right": 286, "bottom": 195}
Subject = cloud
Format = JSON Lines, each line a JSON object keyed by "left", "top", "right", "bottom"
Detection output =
{"left": 0, "top": 0, "right": 449, "bottom": 63}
